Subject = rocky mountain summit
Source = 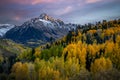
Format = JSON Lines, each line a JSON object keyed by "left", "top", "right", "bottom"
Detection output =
{"left": 4, "top": 13, "right": 77, "bottom": 47}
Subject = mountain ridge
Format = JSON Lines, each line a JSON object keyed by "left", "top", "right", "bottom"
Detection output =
{"left": 0, "top": 24, "right": 15, "bottom": 37}
{"left": 4, "top": 13, "right": 77, "bottom": 47}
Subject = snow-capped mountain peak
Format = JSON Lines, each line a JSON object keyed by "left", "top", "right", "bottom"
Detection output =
{"left": 4, "top": 13, "right": 77, "bottom": 47}
{"left": 21, "top": 13, "right": 65, "bottom": 29}
{"left": 39, "top": 13, "right": 54, "bottom": 21}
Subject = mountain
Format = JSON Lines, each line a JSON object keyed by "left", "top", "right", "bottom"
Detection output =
{"left": 0, "top": 24, "right": 15, "bottom": 37}
{"left": 4, "top": 13, "right": 77, "bottom": 47}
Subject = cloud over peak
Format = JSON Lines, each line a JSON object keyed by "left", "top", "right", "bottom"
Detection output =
{"left": 85, "top": 0, "right": 102, "bottom": 3}
{"left": 0, "top": 0, "right": 56, "bottom": 5}
{"left": 0, "top": 0, "right": 119, "bottom": 25}
{"left": 55, "top": 6, "right": 73, "bottom": 16}
{"left": 31, "top": 0, "right": 57, "bottom": 5}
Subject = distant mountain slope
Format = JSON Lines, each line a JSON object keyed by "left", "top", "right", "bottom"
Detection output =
{"left": 0, "top": 24, "right": 15, "bottom": 37}
{"left": 4, "top": 13, "right": 77, "bottom": 47}
{"left": 0, "top": 39, "right": 28, "bottom": 55}
{"left": 0, "top": 39, "right": 30, "bottom": 73}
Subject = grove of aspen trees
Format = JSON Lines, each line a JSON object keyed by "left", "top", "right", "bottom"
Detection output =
{"left": 0, "top": 19, "right": 120, "bottom": 80}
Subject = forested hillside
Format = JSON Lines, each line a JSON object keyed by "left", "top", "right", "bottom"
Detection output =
{"left": 0, "top": 39, "right": 30, "bottom": 75}
{"left": 0, "top": 19, "right": 120, "bottom": 80}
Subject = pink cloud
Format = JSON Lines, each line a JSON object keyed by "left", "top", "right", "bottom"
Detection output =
{"left": 0, "top": 0, "right": 57, "bottom": 5}
{"left": 31, "top": 0, "right": 56, "bottom": 5}
{"left": 13, "top": 16, "right": 21, "bottom": 21}
{"left": 85, "top": 0, "right": 102, "bottom": 3}
{"left": 55, "top": 6, "right": 73, "bottom": 15}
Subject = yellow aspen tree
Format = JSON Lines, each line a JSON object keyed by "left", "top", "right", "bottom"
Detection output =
{"left": 11, "top": 62, "right": 29, "bottom": 80}
{"left": 105, "top": 41, "right": 114, "bottom": 57}
{"left": 91, "top": 57, "right": 112, "bottom": 73}
{"left": 34, "top": 47, "right": 41, "bottom": 58}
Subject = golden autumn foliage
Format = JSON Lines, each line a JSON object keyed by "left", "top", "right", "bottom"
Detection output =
{"left": 63, "top": 41, "right": 87, "bottom": 67}
{"left": 39, "top": 66, "right": 60, "bottom": 80}
{"left": 104, "top": 28, "right": 114, "bottom": 36}
{"left": 65, "top": 58, "right": 80, "bottom": 78}
{"left": 11, "top": 62, "right": 29, "bottom": 80}
{"left": 91, "top": 57, "right": 112, "bottom": 73}
{"left": 34, "top": 47, "right": 41, "bottom": 58}
{"left": 116, "top": 35, "right": 120, "bottom": 46}
{"left": 2, "top": 19, "right": 120, "bottom": 80}
{"left": 87, "top": 44, "right": 97, "bottom": 56}
{"left": 87, "top": 30, "right": 97, "bottom": 35}
{"left": 104, "top": 41, "right": 114, "bottom": 56}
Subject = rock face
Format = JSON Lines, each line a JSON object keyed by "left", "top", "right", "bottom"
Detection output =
{"left": 4, "top": 13, "right": 77, "bottom": 47}
{"left": 0, "top": 24, "right": 15, "bottom": 37}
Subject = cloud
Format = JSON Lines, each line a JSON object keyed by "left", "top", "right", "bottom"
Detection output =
{"left": 55, "top": 6, "right": 73, "bottom": 16}
{"left": 85, "top": 0, "right": 102, "bottom": 3}
{"left": 0, "top": 0, "right": 119, "bottom": 25}
{"left": 0, "top": 0, "right": 63, "bottom": 5}
{"left": 31, "top": 0, "right": 57, "bottom": 5}
{"left": 0, "top": 0, "right": 29, "bottom": 5}
{"left": 13, "top": 16, "right": 21, "bottom": 21}
{"left": 0, "top": 0, "right": 47, "bottom": 5}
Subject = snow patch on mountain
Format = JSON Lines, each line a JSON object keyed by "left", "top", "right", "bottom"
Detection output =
{"left": 38, "top": 19, "right": 55, "bottom": 28}
{"left": 39, "top": 19, "right": 51, "bottom": 24}
{"left": 0, "top": 24, "right": 15, "bottom": 36}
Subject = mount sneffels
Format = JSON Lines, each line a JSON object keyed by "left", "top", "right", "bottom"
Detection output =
{"left": 4, "top": 13, "right": 77, "bottom": 47}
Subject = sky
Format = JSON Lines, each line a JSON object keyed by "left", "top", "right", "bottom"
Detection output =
{"left": 0, "top": 0, "right": 120, "bottom": 25}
